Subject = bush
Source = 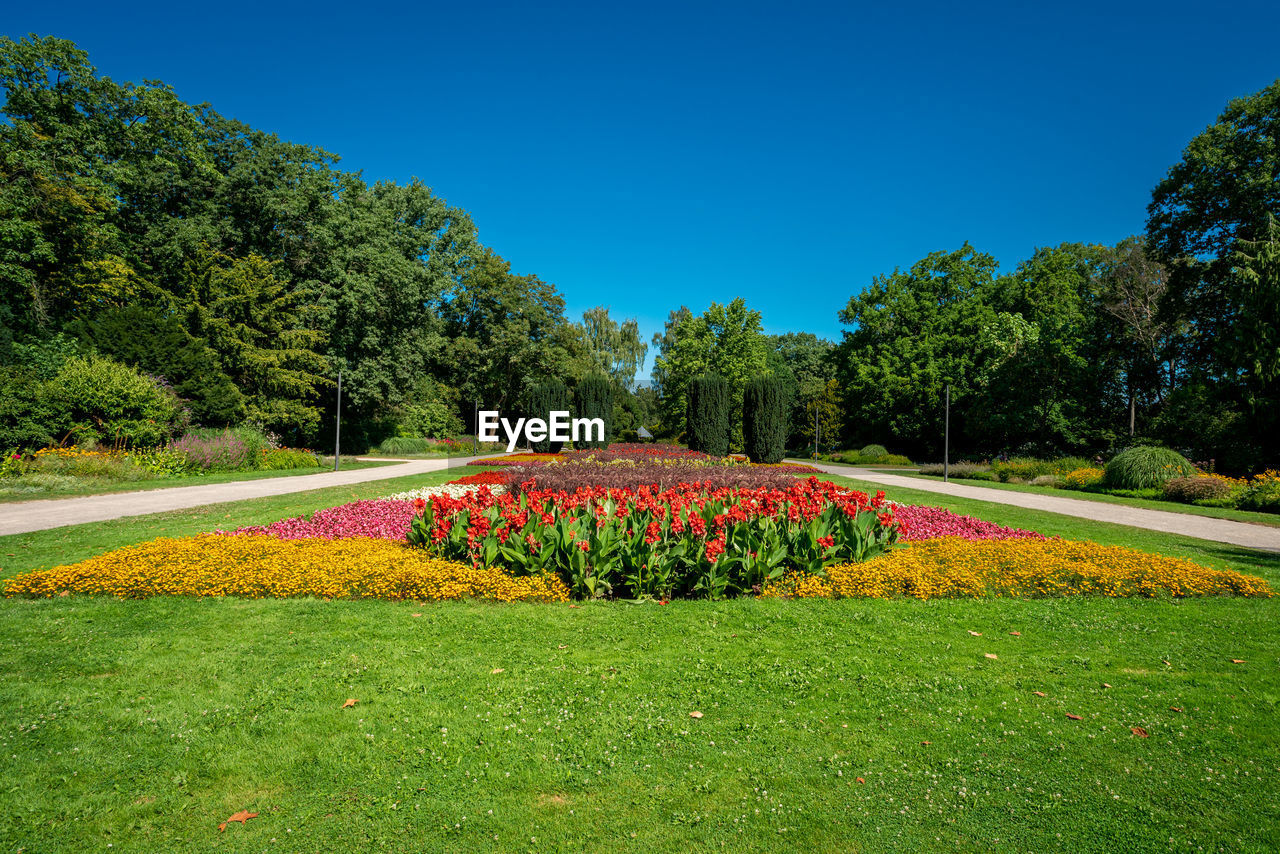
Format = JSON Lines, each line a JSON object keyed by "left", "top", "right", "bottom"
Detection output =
{"left": 377, "top": 437, "right": 440, "bottom": 455}
{"left": 1062, "top": 467, "right": 1106, "bottom": 490}
{"left": 1238, "top": 472, "right": 1280, "bottom": 514}
{"left": 991, "top": 456, "right": 1095, "bottom": 483}
{"left": 1106, "top": 446, "right": 1196, "bottom": 490}
{"left": 917, "top": 462, "right": 991, "bottom": 479}
{"left": 742, "top": 376, "right": 788, "bottom": 463}
{"left": 575, "top": 375, "right": 613, "bottom": 450}
{"left": 394, "top": 400, "right": 464, "bottom": 441}
{"left": 524, "top": 381, "right": 571, "bottom": 453}
{"left": 169, "top": 426, "right": 273, "bottom": 472}
{"left": 1162, "top": 476, "right": 1234, "bottom": 504}
{"left": 686, "top": 374, "right": 731, "bottom": 457}
{"left": 41, "top": 353, "right": 187, "bottom": 448}
{"left": 260, "top": 448, "right": 321, "bottom": 470}
{"left": 859, "top": 444, "right": 888, "bottom": 460}
{"left": 1031, "top": 474, "right": 1062, "bottom": 487}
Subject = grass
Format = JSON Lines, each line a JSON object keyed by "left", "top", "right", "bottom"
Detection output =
{"left": 0, "top": 456, "right": 394, "bottom": 503}
{"left": 892, "top": 471, "right": 1280, "bottom": 529}
{"left": 1, "top": 469, "right": 1278, "bottom": 851}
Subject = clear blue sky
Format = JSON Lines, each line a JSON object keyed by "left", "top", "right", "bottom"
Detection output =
{"left": 6, "top": 1, "right": 1279, "bottom": 375}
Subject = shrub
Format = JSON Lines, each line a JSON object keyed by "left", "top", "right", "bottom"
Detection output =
{"left": 1106, "top": 446, "right": 1196, "bottom": 490}
{"left": 260, "top": 448, "right": 320, "bottom": 470}
{"left": 917, "top": 462, "right": 990, "bottom": 479}
{"left": 742, "top": 376, "right": 788, "bottom": 464}
{"left": 40, "top": 353, "right": 186, "bottom": 448}
{"left": 524, "top": 381, "right": 571, "bottom": 453}
{"left": 686, "top": 374, "right": 731, "bottom": 457}
{"left": 394, "top": 399, "right": 464, "bottom": 440}
{"left": 378, "top": 436, "right": 440, "bottom": 455}
{"left": 1030, "top": 474, "right": 1062, "bottom": 487}
{"left": 1162, "top": 476, "right": 1234, "bottom": 504}
{"left": 1238, "top": 471, "right": 1280, "bottom": 513}
{"left": 859, "top": 444, "right": 888, "bottom": 460}
{"left": 1062, "top": 467, "right": 1106, "bottom": 490}
{"left": 575, "top": 375, "right": 613, "bottom": 450}
{"left": 169, "top": 427, "right": 272, "bottom": 471}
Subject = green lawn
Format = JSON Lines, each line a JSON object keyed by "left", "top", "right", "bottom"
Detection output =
{"left": 0, "top": 456, "right": 394, "bottom": 503}
{"left": 1, "top": 469, "right": 1278, "bottom": 852}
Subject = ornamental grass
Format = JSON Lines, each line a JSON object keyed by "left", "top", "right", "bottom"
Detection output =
{"left": 2, "top": 535, "right": 569, "bottom": 603}
{"left": 763, "top": 537, "right": 1272, "bottom": 600}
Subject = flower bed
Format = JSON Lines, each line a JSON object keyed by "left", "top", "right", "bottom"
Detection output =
{"left": 763, "top": 537, "right": 1271, "bottom": 600}
{"left": 502, "top": 458, "right": 812, "bottom": 493}
{"left": 408, "top": 478, "right": 900, "bottom": 599}
{"left": 888, "top": 505, "right": 1043, "bottom": 541}
{"left": 2, "top": 535, "right": 568, "bottom": 602}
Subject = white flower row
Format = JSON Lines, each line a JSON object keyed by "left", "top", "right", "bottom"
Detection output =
{"left": 382, "top": 483, "right": 506, "bottom": 501}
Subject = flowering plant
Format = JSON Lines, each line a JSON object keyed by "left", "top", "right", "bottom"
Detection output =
{"left": 406, "top": 477, "right": 900, "bottom": 600}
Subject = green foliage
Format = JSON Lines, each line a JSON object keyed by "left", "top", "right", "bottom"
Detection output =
{"left": 742, "top": 375, "right": 788, "bottom": 463}
{"left": 1238, "top": 476, "right": 1280, "bottom": 513}
{"left": 991, "top": 457, "right": 1093, "bottom": 483}
{"left": 917, "top": 462, "right": 992, "bottom": 480}
{"left": 575, "top": 375, "right": 614, "bottom": 449}
{"left": 652, "top": 299, "right": 769, "bottom": 447}
{"left": 259, "top": 448, "right": 321, "bottom": 470}
{"left": 859, "top": 444, "right": 888, "bottom": 459}
{"left": 1163, "top": 476, "right": 1234, "bottom": 504}
{"left": 685, "top": 374, "right": 731, "bottom": 457}
{"left": 581, "top": 307, "right": 647, "bottom": 390}
{"left": 42, "top": 353, "right": 186, "bottom": 448}
{"left": 377, "top": 437, "right": 439, "bottom": 455}
{"left": 1105, "top": 446, "right": 1197, "bottom": 490}
{"left": 523, "top": 381, "right": 571, "bottom": 453}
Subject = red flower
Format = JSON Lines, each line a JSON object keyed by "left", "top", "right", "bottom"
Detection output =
{"left": 413, "top": 497, "right": 427, "bottom": 512}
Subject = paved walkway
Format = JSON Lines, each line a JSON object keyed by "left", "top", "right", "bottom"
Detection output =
{"left": 799, "top": 462, "right": 1280, "bottom": 552}
{"left": 0, "top": 456, "right": 496, "bottom": 537}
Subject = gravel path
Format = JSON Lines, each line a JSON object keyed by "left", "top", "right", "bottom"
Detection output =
{"left": 0, "top": 456, "right": 492, "bottom": 536}
{"left": 800, "top": 462, "right": 1280, "bottom": 552}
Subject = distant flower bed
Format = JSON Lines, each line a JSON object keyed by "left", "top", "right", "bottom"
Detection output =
{"left": 764, "top": 538, "right": 1272, "bottom": 600}
{"left": 3, "top": 535, "right": 567, "bottom": 603}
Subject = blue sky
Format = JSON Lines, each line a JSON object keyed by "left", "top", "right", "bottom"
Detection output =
{"left": 6, "top": 1, "right": 1279, "bottom": 376}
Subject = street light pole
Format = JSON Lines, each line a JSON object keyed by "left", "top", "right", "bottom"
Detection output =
{"left": 943, "top": 383, "right": 950, "bottom": 483}
{"left": 334, "top": 370, "right": 342, "bottom": 472}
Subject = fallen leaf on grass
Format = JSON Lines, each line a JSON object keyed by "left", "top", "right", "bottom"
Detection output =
{"left": 856, "top": 777, "right": 865, "bottom": 784}
{"left": 342, "top": 698, "right": 357, "bottom": 708}
{"left": 1162, "top": 660, "right": 1171, "bottom": 666}
{"left": 689, "top": 711, "right": 703, "bottom": 719}
{"left": 1066, "top": 713, "right": 1083, "bottom": 721}
{"left": 219, "top": 810, "right": 258, "bottom": 831}
{"left": 1169, "top": 706, "right": 1182, "bottom": 713}
{"left": 984, "top": 653, "right": 998, "bottom": 660}
{"left": 1032, "top": 691, "right": 1046, "bottom": 697}
{"left": 968, "top": 631, "right": 982, "bottom": 636}
{"left": 411, "top": 613, "right": 422, "bottom": 618}
{"left": 558, "top": 645, "right": 567, "bottom": 649}
{"left": 1101, "top": 683, "right": 1112, "bottom": 689}
{"left": 920, "top": 741, "right": 932, "bottom": 746}
{"left": 1131, "top": 726, "right": 1149, "bottom": 737}
{"left": 491, "top": 668, "right": 505, "bottom": 674}
{"left": 1230, "top": 659, "right": 1246, "bottom": 664}
{"left": 1009, "top": 631, "right": 1021, "bottom": 637}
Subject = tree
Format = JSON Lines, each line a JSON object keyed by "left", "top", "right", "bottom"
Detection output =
{"left": 1229, "top": 213, "right": 1280, "bottom": 452}
{"left": 652, "top": 298, "right": 769, "bottom": 448}
{"left": 835, "top": 245, "right": 999, "bottom": 456}
{"left": 581, "top": 306, "right": 647, "bottom": 390}
{"left": 768, "top": 332, "right": 835, "bottom": 447}
{"left": 686, "top": 373, "right": 731, "bottom": 456}
{"left": 575, "top": 374, "right": 614, "bottom": 449}
{"left": 742, "top": 375, "right": 788, "bottom": 463}
{"left": 1147, "top": 80, "right": 1280, "bottom": 377}
{"left": 523, "top": 380, "right": 571, "bottom": 453}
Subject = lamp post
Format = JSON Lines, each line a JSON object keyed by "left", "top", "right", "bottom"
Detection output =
{"left": 333, "top": 370, "right": 342, "bottom": 472}
{"left": 943, "top": 383, "right": 950, "bottom": 483}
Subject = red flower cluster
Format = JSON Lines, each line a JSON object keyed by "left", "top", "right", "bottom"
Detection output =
{"left": 448, "top": 470, "right": 507, "bottom": 485}
{"left": 406, "top": 477, "right": 901, "bottom": 600}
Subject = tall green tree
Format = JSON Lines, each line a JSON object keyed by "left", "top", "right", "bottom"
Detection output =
{"left": 835, "top": 245, "right": 999, "bottom": 456}
{"left": 581, "top": 306, "right": 647, "bottom": 390}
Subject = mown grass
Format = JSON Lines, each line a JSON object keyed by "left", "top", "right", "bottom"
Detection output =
{"left": 0, "top": 467, "right": 1277, "bottom": 852}
{"left": 0, "top": 456, "right": 392, "bottom": 504}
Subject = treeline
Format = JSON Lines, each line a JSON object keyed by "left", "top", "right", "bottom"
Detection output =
{"left": 0, "top": 35, "right": 652, "bottom": 451}
{"left": 3, "top": 35, "right": 1276, "bottom": 472}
